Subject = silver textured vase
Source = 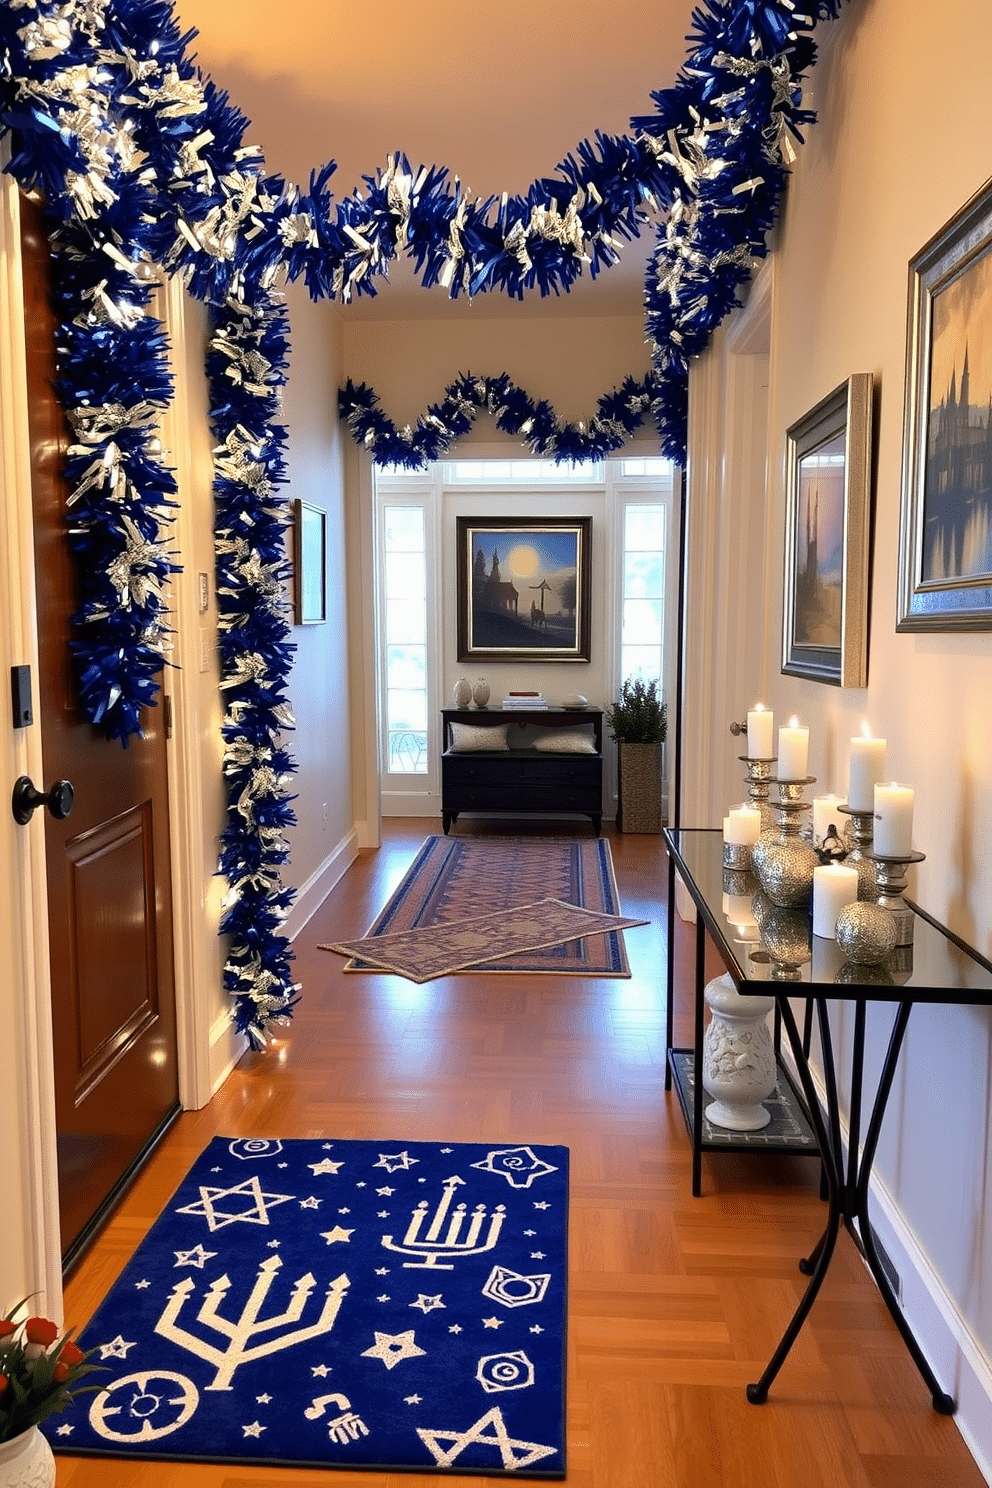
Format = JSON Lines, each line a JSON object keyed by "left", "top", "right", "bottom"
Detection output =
{"left": 751, "top": 833, "right": 818, "bottom": 909}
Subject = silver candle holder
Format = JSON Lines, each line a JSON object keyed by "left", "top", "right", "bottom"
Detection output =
{"left": 864, "top": 849, "right": 926, "bottom": 944}
{"left": 738, "top": 755, "right": 777, "bottom": 830}
{"left": 750, "top": 777, "right": 818, "bottom": 908}
{"left": 837, "top": 803, "right": 879, "bottom": 901}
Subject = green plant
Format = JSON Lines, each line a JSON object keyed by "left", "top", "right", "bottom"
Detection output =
{"left": 606, "top": 678, "right": 667, "bottom": 744}
{"left": 0, "top": 1302, "right": 106, "bottom": 1442}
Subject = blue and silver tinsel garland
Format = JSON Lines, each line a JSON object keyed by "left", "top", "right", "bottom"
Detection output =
{"left": 0, "top": 0, "right": 845, "bottom": 1042}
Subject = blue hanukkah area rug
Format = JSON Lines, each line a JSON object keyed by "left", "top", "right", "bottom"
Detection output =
{"left": 47, "top": 1136, "right": 568, "bottom": 1477}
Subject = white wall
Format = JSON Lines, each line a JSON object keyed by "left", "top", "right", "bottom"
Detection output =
{"left": 685, "top": 0, "right": 992, "bottom": 1471}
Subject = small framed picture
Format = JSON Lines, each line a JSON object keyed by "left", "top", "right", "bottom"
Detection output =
{"left": 294, "top": 500, "right": 326, "bottom": 624}
{"left": 897, "top": 177, "right": 992, "bottom": 630}
{"left": 456, "top": 516, "right": 592, "bottom": 662}
{"left": 781, "top": 373, "right": 873, "bottom": 687}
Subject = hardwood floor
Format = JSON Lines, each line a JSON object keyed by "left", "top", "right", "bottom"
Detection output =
{"left": 56, "top": 819, "right": 984, "bottom": 1487}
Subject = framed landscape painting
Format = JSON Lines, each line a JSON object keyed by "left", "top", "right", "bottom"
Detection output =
{"left": 897, "top": 177, "right": 992, "bottom": 630}
{"left": 781, "top": 373, "right": 873, "bottom": 687}
{"left": 456, "top": 516, "right": 592, "bottom": 662}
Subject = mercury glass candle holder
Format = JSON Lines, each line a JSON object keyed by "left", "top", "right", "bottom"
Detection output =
{"left": 865, "top": 849, "right": 926, "bottom": 945}
{"left": 750, "top": 777, "right": 818, "bottom": 908}
{"left": 837, "top": 803, "right": 879, "bottom": 901}
{"left": 738, "top": 755, "right": 777, "bottom": 830}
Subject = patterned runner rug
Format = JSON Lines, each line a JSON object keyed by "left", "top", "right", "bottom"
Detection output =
{"left": 324, "top": 835, "right": 644, "bottom": 978}
{"left": 45, "top": 1136, "right": 568, "bottom": 1478}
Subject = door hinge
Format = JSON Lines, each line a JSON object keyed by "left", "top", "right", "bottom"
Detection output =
{"left": 163, "top": 692, "right": 173, "bottom": 738}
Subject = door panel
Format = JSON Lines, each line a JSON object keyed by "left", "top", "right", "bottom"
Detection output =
{"left": 18, "top": 192, "right": 180, "bottom": 1264}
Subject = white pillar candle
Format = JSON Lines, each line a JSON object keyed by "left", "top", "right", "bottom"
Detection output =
{"left": 848, "top": 729, "right": 886, "bottom": 812}
{"left": 812, "top": 794, "right": 844, "bottom": 845}
{"left": 777, "top": 718, "right": 809, "bottom": 781}
{"left": 812, "top": 863, "right": 859, "bottom": 938}
{"left": 725, "top": 804, "right": 761, "bottom": 845}
{"left": 723, "top": 892, "right": 756, "bottom": 927}
{"left": 874, "top": 782, "right": 914, "bottom": 856}
{"left": 746, "top": 704, "right": 774, "bottom": 759}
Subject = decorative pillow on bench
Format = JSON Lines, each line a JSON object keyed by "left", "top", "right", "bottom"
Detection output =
{"left": 533, "top": 727, "right": 598, "bottom": 753}
{"left": 448, "top": 720, "right": 510, "bottom": 751}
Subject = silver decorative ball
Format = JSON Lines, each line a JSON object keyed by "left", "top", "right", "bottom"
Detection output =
{"left": 751, "top": 835, "right": 817, "bottom": 908}
{"left": 834, "top": 902, "right": 897, "bottom": 965}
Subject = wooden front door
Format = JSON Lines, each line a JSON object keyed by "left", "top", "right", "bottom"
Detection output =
{"left": 19, "top": 194, "right": 180, "bottom": 1267}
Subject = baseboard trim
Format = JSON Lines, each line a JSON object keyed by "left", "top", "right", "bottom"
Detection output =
{"left": 779, "top": 1036, "right": 991, "bottom": 1484}
{"left": 284, "top": 829, "right": 359, "bottom": 941}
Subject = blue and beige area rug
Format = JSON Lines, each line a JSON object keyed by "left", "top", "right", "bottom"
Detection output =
{"left": 47, "top": 1137, "right": 568, "bottom": 1477}
{"left": 323, "top": 835, "right": 643, "bottom": 979}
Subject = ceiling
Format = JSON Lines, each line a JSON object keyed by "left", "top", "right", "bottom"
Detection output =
{"left": 172, "top": 0, "right": 694, "bottom": 319}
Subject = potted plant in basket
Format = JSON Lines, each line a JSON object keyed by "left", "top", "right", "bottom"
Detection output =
{"left": 0, "top": 1303, "right": 106, "bottom": 1484}
{"left": 606, "top": 677, "right": 667, "bottom": 833}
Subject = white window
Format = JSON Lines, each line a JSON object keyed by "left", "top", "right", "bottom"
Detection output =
{"left": 620, "top": 503, "right": 666, "bottom": 689}
{"left": 382, "top": 505, "right": 428, "bottom": 774}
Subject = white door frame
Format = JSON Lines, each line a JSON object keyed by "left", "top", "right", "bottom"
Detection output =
{"left": 0, "top": 166, "right": 214, "bottom": 1315}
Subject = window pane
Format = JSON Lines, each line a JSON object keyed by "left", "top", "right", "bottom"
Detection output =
{"left": 625, "top": 506, "right": 665, "bottom": 550}
{"left": 623, "top": 598, "right": 663, "bottom": 645}
{"left": 384, "top": 551, "right": 425, "bottom": 600}
{"left": 387, "top": 688, "right": 427, "bottom": 732}
{"left": 386, "top": 597, "right": 426, "bottom": 645}
{"left": 388, "top": 730, "right": 427, "bottom": 773}
{"left": 384, "top": 507, "right": 425, "bottom": 551}
{"left": 386, "top": 645, "right": 426, "bottom": 691}
{"left": 621, "top": 647, "right": 662, "bottom": 685}
{"left": 624, "top": 551, "right": 664, "bottom": 599}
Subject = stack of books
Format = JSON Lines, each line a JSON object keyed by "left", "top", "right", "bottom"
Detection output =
{"left": 502, "top": 691, "right": 547, "bottom": 709}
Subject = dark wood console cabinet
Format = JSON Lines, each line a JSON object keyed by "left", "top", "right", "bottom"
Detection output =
{"left": 441, "top": 706, "right": 603, "bottom": 834}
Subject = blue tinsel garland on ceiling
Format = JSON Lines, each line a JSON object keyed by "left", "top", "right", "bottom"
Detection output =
{"left": 0, "top": 0, "right": 843, "bottom": 1044}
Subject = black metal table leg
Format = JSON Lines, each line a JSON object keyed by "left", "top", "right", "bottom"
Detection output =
{"left": 853, "top": 1001, "right": 956, "bottom": 1414}
{"left": 746, "top": 995, "right": 842, "bottom": 1405}
{"left": 691, "top": 910, "right": 706, "bottom": 1197}
{"left": 665, "top": 845, "right": 676, "bottom": 1092}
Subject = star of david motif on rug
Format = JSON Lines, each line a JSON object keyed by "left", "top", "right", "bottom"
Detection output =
{"left": 472, "top": 1145, "right": 558, "bottom": 1187}
{"left": 417, "top": 1406, "right": 557, "bottom": 1471}
{"left": 175, "top": 1175, "right": 295, "bottom": 1230}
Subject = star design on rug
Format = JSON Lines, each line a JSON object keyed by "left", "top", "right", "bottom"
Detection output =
{"left": 405, "top": 1394, "right": 422, "bottom": 1405}
{"left": 533, "top": 1201, "right": 551, "bottom": 1210}
{"left": 529, "top": 1325, "right": 544, "bottom": 1334}
{"left": 410, "top": 1294, "right": 445, "bottom": 1314}
{"left": 375, "top": 1152, "right": 419, "bottom": 1173}
{"left": 377, "top": 1210, "right": 390, "bottom": 1218}
{"left": 309, "top": 1158, "right": 344, "bottom": 1175}
{"left": 320, "top": 1226, "right": 354, "bottom": 1245}
{"left": 377, "top": 1294, "right": 391, "bottom": 1303}
{"left": 356, "top": 1182, "right": 367, "bottom": 1188}
{"left": 242, "top": 1421, "right": 265, "bottom": 1438}
{"left": 267, "top": 1239, "right": 281, "bottom": 1248}
{"left": 256, "top": 1393, "right": 273, "bottom": 1404}
{"left": 361, "top": 1330, "right": 427, "bottom": 1370}
{"left": 299, "top": 1196, "right": 322, "bottom": 1209}
{"left": 338, "top": 1207, "right": 351, "bottom": 1214}
{"left": 524, "top": 1229, "right": 536, "bottom": 1236}
{"left": 174, "top": 1244, "right": 217, "bottom": 1269}
{"left": 134, "top": 1279, "right": 151, "bottom": 1289}
{"left": 448, "top": 1324, "right": 462, "bottom": 1334}
{"left": 416, "top": 1406, "right": 557, "bottom": 1471}
{"left": 531, "top": 1251, "right": 545, "bottom": 1259}
{"left": 440, "top": 1147, "right": 453, "bottom": 1153}
{"left": 322, "top": 1142, "right": 334, "bottom": 1150}
{"left": 278, "top": 1162, "right": 288, "bottom": 1168}
{"left": 375, "top": 1267, "right": 389, "bottom": 1275}
{"left": 175, "top": 1175, "right": 295, "bottom": 1231}
{"left": 471, "top": 1146, "right": 557, "bottom": 1189}
{"left": 482, "top": 1317, "right": 504, "bottom": 1329}
{"left": 311, "top": 1364, "right": 332, "bottom": 1378}
{"left": 98, "top": 1336, "right": 136, "bottom": 1360}
{"left": 55, "top": 1425, "right": 73, "bottom": 1437}
{"left": 376, "top": 1186, "right": 395, "bottom": 1195}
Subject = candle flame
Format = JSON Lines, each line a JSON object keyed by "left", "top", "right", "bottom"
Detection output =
{"left": 789, "top": 715, "right": 799, "bottom": 728}
{"left": 860, "top": 721, "right": 872, "bottom": 738}
{"left": 754, "top": 702, "right": 765, "bottom": 712}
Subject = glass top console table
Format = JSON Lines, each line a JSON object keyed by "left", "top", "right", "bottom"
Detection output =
{"left": 663, "top": 826, "right": 992, "bottom": 1413}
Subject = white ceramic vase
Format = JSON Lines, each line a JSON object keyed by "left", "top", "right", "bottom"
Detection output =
{"left": 0, "top": 1427, "right": 56, "bottom": 1488}
{"left": 701, "top": 972, "right": 777, "bottom": 1131}
{"left": 472, "top": 677, "right": 490, "bottom": 707}
{"left": 452, "top": 677, "right": 472, "bottom": 708}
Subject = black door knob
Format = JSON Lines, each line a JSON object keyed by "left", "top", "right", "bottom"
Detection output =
{"left": 11, "top": 775, "right": 75, "bottom": 825}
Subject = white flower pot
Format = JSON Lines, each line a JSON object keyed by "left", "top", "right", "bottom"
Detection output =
{"left": 0, "top": 1426, "right": 56, "bottom": 1488}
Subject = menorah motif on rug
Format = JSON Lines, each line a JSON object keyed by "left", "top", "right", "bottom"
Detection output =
{"left": 46, "top": 1136, "right": 568, "bottom": 1478}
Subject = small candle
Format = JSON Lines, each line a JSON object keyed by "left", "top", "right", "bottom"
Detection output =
{"left": 723, "top": 892, "right": 756, "bottom": 927}
{"left": 725, "top": 804, "right": 761, "bottom": 845}
{"left": 812, "top": 794, "right": 844, "bottom": 846}
{"left": 848, "top": 726, "right": 886, "bottom": 812}
{"left": 874, "top": 782, "right": 914, "bottom": 856}
{"left": 747, "top": 704, "right": 774, "bottom": 759}
{"left": 813, "top": 863, "right": 859, "bottom": 938}
{"left": 778, "top": 717, "right": 809, "bottom": 781}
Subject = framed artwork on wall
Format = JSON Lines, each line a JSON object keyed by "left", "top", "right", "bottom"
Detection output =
{"left": 456, "top": 516, "right": 592, "bottom": 662}
{"left": 781, "top": 372, "right": 873, "bottom": 687}
{"left": 897, "top": 177, "right": 992, "bottom": 631}
{"left": 294, "top": 499, "right": 326, "bottom": 624}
